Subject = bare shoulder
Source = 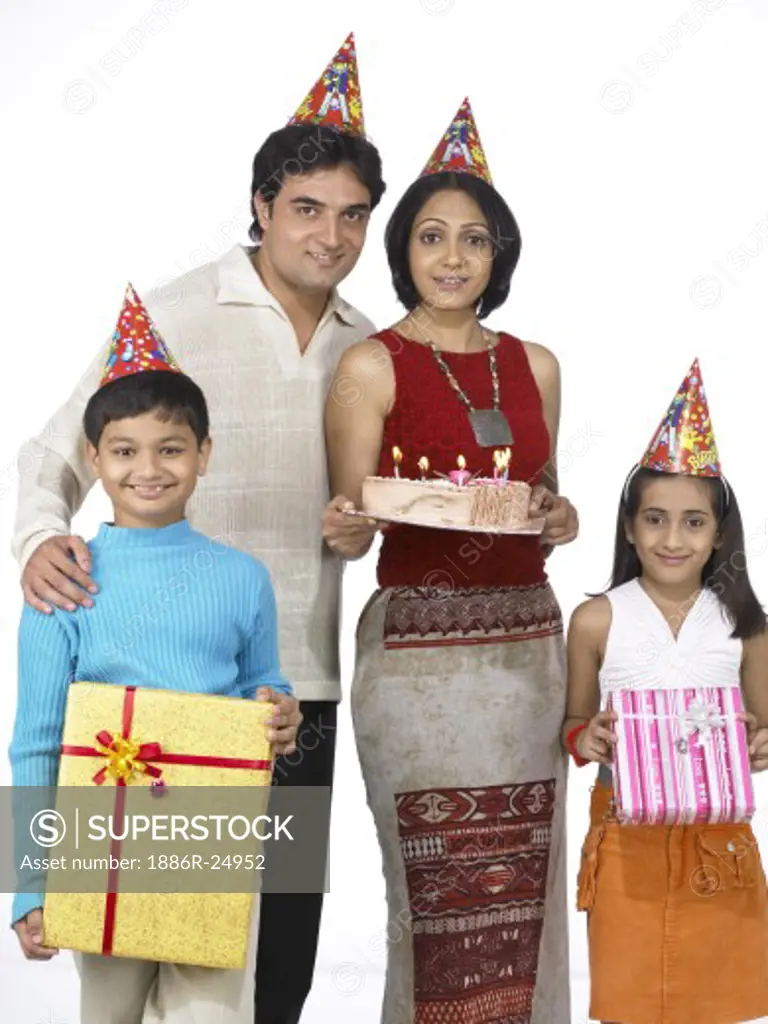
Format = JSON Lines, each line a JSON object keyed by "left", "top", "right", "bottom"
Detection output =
{"left": 334, "top": 337, "right": 394, "bottom": 376}
{"left": 329, "top": 338, "right": 395, "bottom": 417}
{"left": 520, "top": 340, "right": 560, "bottom": 384}
{"left": 569, "top": 596, "right": 612, "bottom": 643}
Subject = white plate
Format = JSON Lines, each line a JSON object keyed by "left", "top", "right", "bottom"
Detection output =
{"left": 343, "top": 508, "right": 546, "bottom": 536}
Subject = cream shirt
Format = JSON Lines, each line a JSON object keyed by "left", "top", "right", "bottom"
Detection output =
{"left": 12, "top": 244, "right": 376, "bottom": 702}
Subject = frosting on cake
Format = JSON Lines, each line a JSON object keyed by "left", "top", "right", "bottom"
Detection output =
{"left": 361, "top": 476, "right": 532, "bottom": 529}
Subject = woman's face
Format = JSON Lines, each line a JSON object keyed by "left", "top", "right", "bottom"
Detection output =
{"left": 407, "top": 188, "right": 494, "bottom": 312}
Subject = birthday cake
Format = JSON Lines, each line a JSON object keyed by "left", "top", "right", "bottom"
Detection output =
{"left": 361, "top": 476, "right": 532, "bottom": 529}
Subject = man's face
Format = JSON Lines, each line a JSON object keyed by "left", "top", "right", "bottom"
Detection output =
{"left": 255, "top": 164, "right": 372, "bottom": 294}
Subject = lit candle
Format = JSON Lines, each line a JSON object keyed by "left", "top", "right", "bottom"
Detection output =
{"left": 392, "top": 446, "right": 403, "bottom": 479}
{"left": 502, "top": 447, "right": 511, "bottom": 482}
{"left": 492, "top": 449, "right": 504, "bottom": 480}
{"left": 449, "top": 454, "right": 470, "bottom": 487}
{"left": 418, "top": 456, "right": 430, "bottom": 480}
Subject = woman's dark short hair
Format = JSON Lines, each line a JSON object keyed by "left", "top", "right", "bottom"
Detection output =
{"left": 384, "top": 171, "right": 522, "bottom": 319}
{"left": 249, "top": 124, "right": 386, "bottom": 242}
{"left": 84, "top": 371, "right": 210, "bottom": 448}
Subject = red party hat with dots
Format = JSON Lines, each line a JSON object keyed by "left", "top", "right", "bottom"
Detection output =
{"left": 100, "top": 284, "right": 181, "bottom": 387}
{"left": 421, "top": 98, "right": 493, "bottom": 185}
{"left": 640, "top": 359, "right": 721, "bottom": 476}
{"left": 288, "top": 32, "right": 365, "bottom": 135}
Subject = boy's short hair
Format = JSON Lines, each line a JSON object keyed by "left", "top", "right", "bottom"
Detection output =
{"left": 84, "top": 370, "right": 210, "bottom": 448}
{"left": 248, "top": 124, "right": 386, "bottom": 241}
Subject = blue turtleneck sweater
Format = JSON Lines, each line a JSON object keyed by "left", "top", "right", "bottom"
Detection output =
{"left": 9, "top": 519, "right": 291, "bottom": 924}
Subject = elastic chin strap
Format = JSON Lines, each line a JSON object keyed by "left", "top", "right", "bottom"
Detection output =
{"left": 622, "top": 463, "right": 731, "bottom": 511}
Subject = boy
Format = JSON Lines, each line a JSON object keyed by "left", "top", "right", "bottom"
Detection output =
{"left": 9, "top": 285, "right": 301, "bottom": 1024}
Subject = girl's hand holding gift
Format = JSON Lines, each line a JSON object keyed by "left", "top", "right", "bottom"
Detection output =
{"left": 740, "top": 712, "right": 768, "bottom": 772}
{"left": 529, "top": 485, "right": 579, "bottom": 547}
{"left": 257, "top": 688, "right": 303, "bottom": 756}
{"left": 575, "top": 710, "right": 618, "bottom": 766}
{"left": 13, "top": 909, "right": 58, "bottom": 961}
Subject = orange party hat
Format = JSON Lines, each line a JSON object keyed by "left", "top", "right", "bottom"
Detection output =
{"left": 421, "top": 98, "right": 492, "bottom": 185}
{"left": 640, "top": 359, "right": 721, "bottom": 476}
{"left": 288, "top": 32, "right": 365, "bottom": 135}
{"left": 100, "top": 284, "right": 181, "bottom": 387}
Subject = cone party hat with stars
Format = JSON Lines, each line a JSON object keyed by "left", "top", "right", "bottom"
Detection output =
{"left": 100, "top": 284, "right": 181, "bottom": 387}
{"left": 288, "top": 32, "right": 365, "bottom": 135}
{"left": 640, "top": 359, "right": 721, "bottom": 476}
{"left": 421, "top": 98, "right": 492, "bottom": 186}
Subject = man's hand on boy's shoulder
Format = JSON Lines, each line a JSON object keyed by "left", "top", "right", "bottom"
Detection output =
{"left": 22, "top": 535, "right": 98, "bottom": 614}
{"left": 13, "top": 909, "right": 58, "bottom": 961}
{"left": 256, "top": 688, "right": 303, "bottom": 756}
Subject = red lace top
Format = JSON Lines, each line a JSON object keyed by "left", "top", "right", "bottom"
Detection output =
{"left": 374, "top": 329, "right": 550, "bottom": 589}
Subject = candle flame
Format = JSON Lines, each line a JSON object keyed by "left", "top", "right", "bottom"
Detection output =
{"left": 392, "top": 446, "right": 403, "bottom": 464}
{"left": 418, "top": 456, "right": 430, "bottom": 473}
{"left": 457, "top": 454, "right": 466, "bottom": 470}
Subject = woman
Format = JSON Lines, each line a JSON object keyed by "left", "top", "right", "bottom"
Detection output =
{"left": 323, "top": 100, "right": 578, "bottom": 1023}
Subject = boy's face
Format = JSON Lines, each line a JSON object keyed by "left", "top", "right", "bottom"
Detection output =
{"left": 254, "top": 164, "right": 372, "bottom": 295}
{"left": 87, "top": 412, "right": 211, "bottom": 528}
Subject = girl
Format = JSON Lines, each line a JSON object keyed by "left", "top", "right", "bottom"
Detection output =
{"left": 324, "top": 100, "right": 577, "bottom": 1023}
{"left": 564, "top": 360, "right": 768, "bottom": 1024}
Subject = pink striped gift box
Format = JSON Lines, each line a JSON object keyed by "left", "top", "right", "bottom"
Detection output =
{"left": 606, "top": 687, "right": 755, "bottom": 825}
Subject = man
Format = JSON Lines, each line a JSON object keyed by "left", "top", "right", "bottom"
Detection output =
{"left": 12, "top": 32, "right": 385, "bottom": 1024}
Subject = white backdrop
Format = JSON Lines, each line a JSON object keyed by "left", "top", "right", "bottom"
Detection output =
{"left": 2, "top": 0, "right": 768, "bottom": 1021}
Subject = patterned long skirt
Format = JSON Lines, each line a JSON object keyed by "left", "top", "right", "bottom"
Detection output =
{"left": 352, "top": 583, "right": 570, "bottom": 1024}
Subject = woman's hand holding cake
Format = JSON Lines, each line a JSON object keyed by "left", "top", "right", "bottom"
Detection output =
{"left": 322, "top": 494, "right": 381, "bottom": 560}
{"left": 530, "top": 484, "right": 579, "bottom": 547}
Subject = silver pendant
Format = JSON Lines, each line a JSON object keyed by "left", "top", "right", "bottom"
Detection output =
{"left": 468, "top": 409, "right": 514, "bottom": 448}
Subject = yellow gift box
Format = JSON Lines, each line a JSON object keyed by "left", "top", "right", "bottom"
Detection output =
{"left": 42, "top": 682, "right": 273, "bottom": 969}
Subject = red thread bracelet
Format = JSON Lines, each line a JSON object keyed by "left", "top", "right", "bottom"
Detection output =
{"left": 565, "top": 723, "right": 590, "bottom": 767}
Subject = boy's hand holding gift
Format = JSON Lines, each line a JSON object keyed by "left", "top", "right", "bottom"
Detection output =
{"left": 13, "top": 909, "right": 58, "bottom": 961}
{"left": 257, "top": 687, "right": 303, "bottom": 755}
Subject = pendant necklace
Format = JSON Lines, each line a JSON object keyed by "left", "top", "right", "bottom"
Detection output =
{"left": 424, "top": 325, "right": 514, "bottom": 448}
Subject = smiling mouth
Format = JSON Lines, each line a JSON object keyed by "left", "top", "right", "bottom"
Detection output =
{"left": 434, "top": 276, "right": 468, "bottom": 287}
{"left": 657, "top": 554, "right": 690, "bottom": 565}
{"left": 127, "top": 484, "right": 174, "bottom": 499}
{"left": 308, "top": 252, "right": 342, "bottom": 266}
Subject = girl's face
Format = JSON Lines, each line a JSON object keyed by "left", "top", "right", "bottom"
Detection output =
{"left": 626, "top": 474, "right": 722, "bottom": 588}
{"left": 407, "top": 188, "right": 494, "bottom": 312}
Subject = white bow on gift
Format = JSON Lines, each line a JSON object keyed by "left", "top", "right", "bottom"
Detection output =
{"left": 681, "top": 698, "right": 726, "bottom": 742}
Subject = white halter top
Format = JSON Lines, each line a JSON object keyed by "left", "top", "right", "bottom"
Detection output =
{"left": 598, "top": 578, "right": 742, "bottom": 698}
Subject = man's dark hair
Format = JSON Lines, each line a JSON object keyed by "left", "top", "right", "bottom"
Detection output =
{"left": 248, "top": 124, "right": 386, "bottom": 241}
{"left": 384, "top": 171, "right": 522, "bottom": 319}
{"left": 84, "top": 371, "right": 210, "bottom": 448}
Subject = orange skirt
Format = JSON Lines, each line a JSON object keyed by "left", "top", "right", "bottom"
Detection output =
{"left": 577, "top": 783, "right": 768, "bottom": 1024}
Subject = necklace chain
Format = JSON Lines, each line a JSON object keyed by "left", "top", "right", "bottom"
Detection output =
{"left": 421, "top": 325, "right": 501, "bottom": 412}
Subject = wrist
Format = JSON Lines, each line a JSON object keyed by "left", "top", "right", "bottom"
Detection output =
{"left": 565, "top": 722, "right": 590, "bottom": 766}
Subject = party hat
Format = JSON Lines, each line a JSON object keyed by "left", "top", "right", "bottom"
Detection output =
{"left": 100, "top": 284, "right": 181, "bottom": 387}
{"left": 288, "top": 32, "right": 365, "bottom": 135}
{"left": 640, "top": 359, "right": 721, "bottom": 476}
{"left": 421, "top": 98, "right": 492, "bottom": 185}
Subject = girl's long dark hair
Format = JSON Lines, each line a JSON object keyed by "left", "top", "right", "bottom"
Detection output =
{"left": 606, "top": 466, "right": 765, "bottom": 639}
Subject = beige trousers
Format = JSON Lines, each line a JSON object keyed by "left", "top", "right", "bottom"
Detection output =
{"left": 74, "top": 898, "right": 259, "bottom": 1024}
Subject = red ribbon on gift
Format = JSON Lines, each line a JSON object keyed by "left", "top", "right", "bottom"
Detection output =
{"left": 60, "top": 686, "right": 272, "bottom": 955}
